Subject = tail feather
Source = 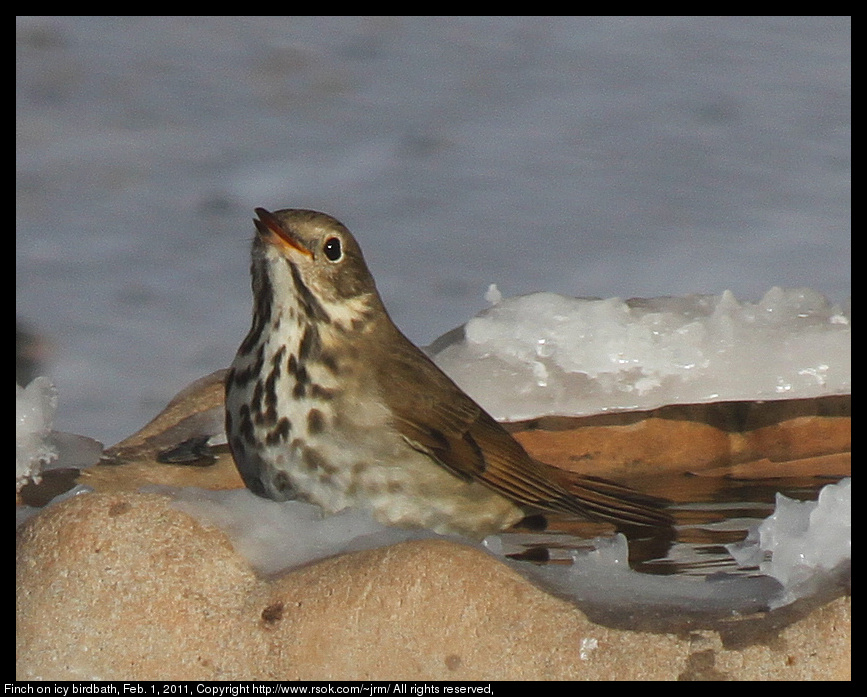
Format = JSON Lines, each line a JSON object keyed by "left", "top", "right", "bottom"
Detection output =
{"left": 545, "top": 468, "right": 673, "bottom": 527}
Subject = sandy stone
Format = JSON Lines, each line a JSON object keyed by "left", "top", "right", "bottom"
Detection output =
{"left": 512, "top": 417, "right": 731, "bottom": 478}
{"left": 16, "top": 492, "right": 264, "bottom": 680}
{"left": 77, "top": 448, "right": 244, "bottom": 494}
{"left": 16, "top": 492, "right": 850, "bottom": 680}
{"left": 510, "top": 396, "right": 850, "bottom": 480}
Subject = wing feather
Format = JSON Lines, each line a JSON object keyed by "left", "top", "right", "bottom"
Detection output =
{"left": 375, "top": 327, "right": 671, "bottom": 527}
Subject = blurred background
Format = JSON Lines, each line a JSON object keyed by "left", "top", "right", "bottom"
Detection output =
{"left": 16, "top": 16, "right": 850, "bottom": 445}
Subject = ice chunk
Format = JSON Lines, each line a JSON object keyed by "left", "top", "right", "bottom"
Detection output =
{"left": 16, "top": 377, "right": 58, "bottom": 492}
{"left": 430, "top": 287, "right": 850, "bottom": 421}
{"left": 728, "top": 478, "right": 851, "bottom": 609}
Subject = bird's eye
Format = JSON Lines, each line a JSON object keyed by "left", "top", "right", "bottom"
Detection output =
{"left": 323, "top": 236, "right": 342, "bottom": 262}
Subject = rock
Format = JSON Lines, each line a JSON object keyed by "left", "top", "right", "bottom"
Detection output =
{"left": 509, "top": 395, "right": 850, "bottom": 480}
{"left": 16, "top": 491, "right": 850, "bottom": 680}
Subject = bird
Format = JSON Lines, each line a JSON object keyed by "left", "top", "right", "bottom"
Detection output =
{"left": 225, "top": 208, "right": 671, "bottom": 539}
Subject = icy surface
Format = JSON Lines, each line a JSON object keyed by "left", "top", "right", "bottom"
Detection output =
{"left": 164, "top": 487, "right": 432, "bottom": 576}
{"left": 523, "top": 533, "right": 781, "bottom": 614}
{"left": 156, "top": 480, "right": 848, "bottom": 612}
{"left": 16, "top": 377, "right": 58, "bottom": 491}
{"left": 431, "top": 287, "right": 850, "bottom": 420}
{"left": 728, "top": 478, "right": 851, "bottom": 609}
{"left": 17, "top": 377, "right": 103, "bottom": 494}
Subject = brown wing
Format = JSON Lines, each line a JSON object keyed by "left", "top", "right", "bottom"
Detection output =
{"left": 374, "top": 327, "right": 671, "bottom": 527}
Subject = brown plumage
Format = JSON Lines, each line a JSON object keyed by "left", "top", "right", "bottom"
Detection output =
{"left": 225, "top": 207, "right": 671, "bottom": 538}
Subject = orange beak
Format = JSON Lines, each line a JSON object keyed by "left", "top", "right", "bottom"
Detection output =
{"left": 254, "top": 208, "right": 313, "bottom": 258}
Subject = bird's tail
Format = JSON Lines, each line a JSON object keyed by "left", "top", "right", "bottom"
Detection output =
{"left": 543, "top": 465, "right": 674, "bottom": 528}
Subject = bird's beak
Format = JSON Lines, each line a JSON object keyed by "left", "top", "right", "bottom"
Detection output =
{"left": 254, "top": 208, "right": 313, "bottom": 258}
